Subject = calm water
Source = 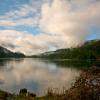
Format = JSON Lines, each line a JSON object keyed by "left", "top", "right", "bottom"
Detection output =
{"left": 0, "top": 58, "right": 81, "bottom": 96}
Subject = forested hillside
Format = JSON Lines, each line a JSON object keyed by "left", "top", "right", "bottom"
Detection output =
{"left": 0, "top": 46, "right": 25, "bottom": 58}
{"left": 37, "top": 40, "right": 100, "bottom": 60}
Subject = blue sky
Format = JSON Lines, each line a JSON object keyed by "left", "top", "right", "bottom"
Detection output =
{"left": 0, "top": 0, "right": 42, "bottom": 35}
{"left": 0, "top": 0, "right": 29, "bottom": 15}
{"left": 0, "top": 0, "right": 100, "bottom": 55}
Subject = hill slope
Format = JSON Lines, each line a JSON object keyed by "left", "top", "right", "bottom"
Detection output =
{"left": 36, "top": 40, "right": 100, "bottom": 60}
{"left": 0, "top": 46, "right": 25, "bottom": 58}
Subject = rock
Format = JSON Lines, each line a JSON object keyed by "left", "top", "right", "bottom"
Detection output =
{"left": 28, "top": 92, "right": 36, "bottom": 97}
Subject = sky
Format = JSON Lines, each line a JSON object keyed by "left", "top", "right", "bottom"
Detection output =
{"left": 0, "top": 0, "right": 100, "bottom": 55}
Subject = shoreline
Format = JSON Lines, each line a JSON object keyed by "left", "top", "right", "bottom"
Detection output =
{"left": 0, "top": 66, "right": 99, "bottom": 100}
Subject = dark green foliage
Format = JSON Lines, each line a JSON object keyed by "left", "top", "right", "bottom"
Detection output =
{"left": 0, "top": 46, "right": 25, "bottom": 58}
{"left": 14, "top": 52, "right": 25, "bottom": 58}
{"left": 19, "top": 88, "right": 27, "bottom": 95}
{"left": 38, "top": 40, "right": 100, "bottom": 60}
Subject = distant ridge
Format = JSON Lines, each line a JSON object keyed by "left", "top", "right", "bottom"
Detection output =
{"left": 33, "top": 39, "right": 100, "bottom": 60}
{"left": 0, "top": 46, "right": 25, "bottom": 58}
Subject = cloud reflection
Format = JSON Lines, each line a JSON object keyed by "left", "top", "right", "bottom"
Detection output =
{"left": 0, "top": 58, "right": 81, "bottom": 96}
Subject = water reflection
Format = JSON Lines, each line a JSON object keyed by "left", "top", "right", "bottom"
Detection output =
{"left": 0, "top": 58, "right": 81, "bottom": 96}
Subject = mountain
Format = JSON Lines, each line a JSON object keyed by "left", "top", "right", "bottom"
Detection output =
{"left": 0, "top": 46, "right": 25, "bottom": 58}
{"left": 34, "top": 39, "right": 100, "bottom": 60}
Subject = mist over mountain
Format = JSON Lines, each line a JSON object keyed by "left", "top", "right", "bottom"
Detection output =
{"left": 0, "top": 46, "right": 25, "bottom": 58}
{"left": 0, "top": 39, "right": 99, "bottom": 59}
{"left": 34, "top": 39, "right": 100, "bottom": 60}
{"left": 0, "top": 0, "right": 100, "bottom": 55}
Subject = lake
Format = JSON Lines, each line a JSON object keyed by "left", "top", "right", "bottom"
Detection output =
{"left": 0, "top": 58, "right": 82, "bottom": 96}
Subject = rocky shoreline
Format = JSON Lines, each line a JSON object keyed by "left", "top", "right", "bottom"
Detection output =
{"left": 63, "top": 66, "right": 100, "bottom": 100}
{"left": 0, "top": 66, "right": 100, "bottom": 100}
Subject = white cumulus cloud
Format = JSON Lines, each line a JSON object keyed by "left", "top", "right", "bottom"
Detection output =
{"left": 0, "top": 0, "right": 100, "bottom": 55}
{"left": 39, "top": 0, "right": 100, "bottom": 48}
